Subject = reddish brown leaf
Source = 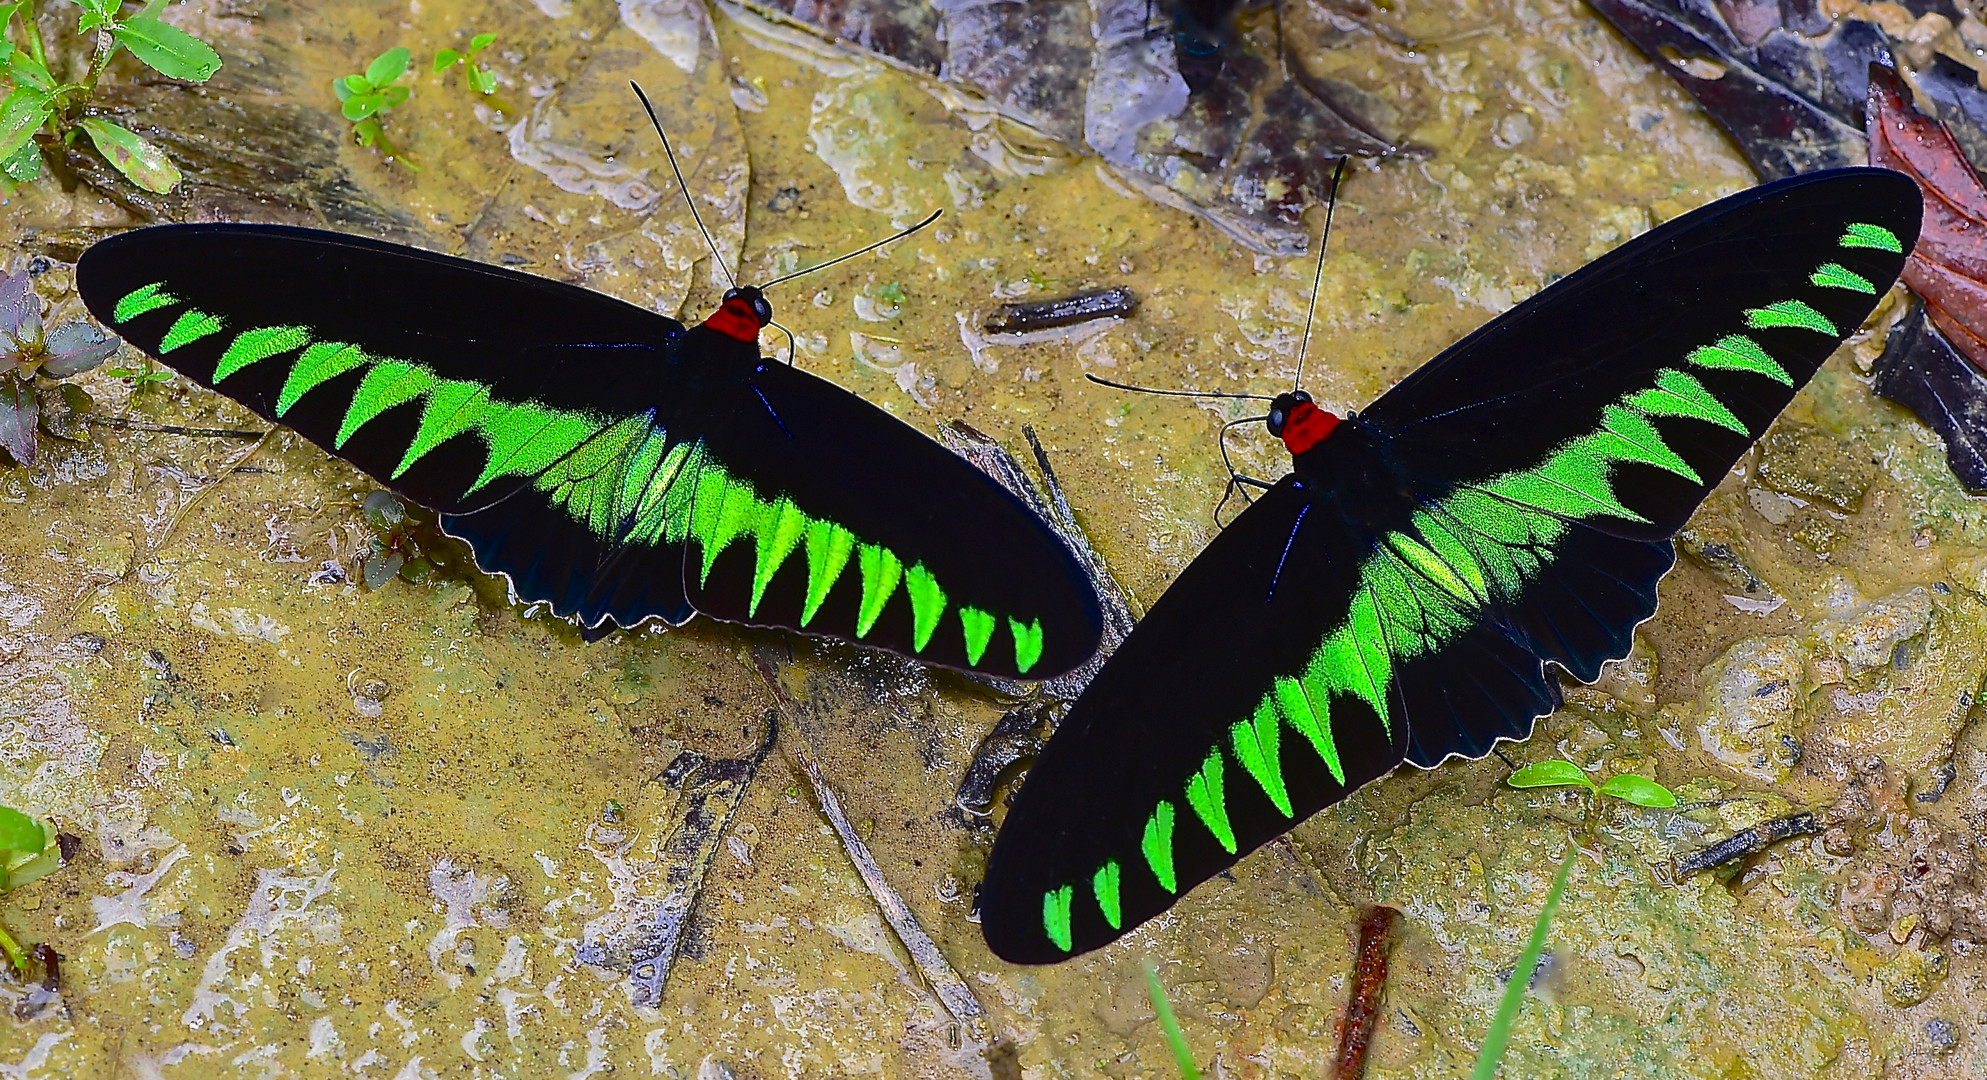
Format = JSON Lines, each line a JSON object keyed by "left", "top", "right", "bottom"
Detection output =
{"left": 1868, "top": 63, "right": 1987, "bottom": 368}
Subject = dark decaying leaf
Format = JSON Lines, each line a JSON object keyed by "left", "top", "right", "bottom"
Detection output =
{"left": 1872, "top": 300, "right": 1987, "bottom": 493}
{"left": 1584, "top": 0, "right": 1886, "bottom": 177}
{"left": 0, "top": 378, "right": 38, "bottom": 465}
{"left": 36, "top": 383, "right": 93, "bottom": 441}
{"left": 1867, "top": 63, "right": 1987, "bottom": 363}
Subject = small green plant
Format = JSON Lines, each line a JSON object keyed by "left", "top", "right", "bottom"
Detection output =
{"left": 433, "top": 33, "right": 496, "bottom": 96}
{"left": 333, "top": 46, "right": 416, "bottom": 167}
{"left": 101, "top": 358, "right": 172, "bottom": 385}
{"left": 0, "top": 0, "right": 221, "bottom": 191}
{"left": 1506, "top": 759, "right": 1677, "bottom": 808}
{"left": 1143, "top": 961, "right": 1200, "bottom": 1080}
{"left": 0, "top": 803, "right": 60, "bottom": 975}
{"left": 0, "top": 269, "right": 121, "bottom": 466}
{"left": 1470, "top": 844, "right": 1576, "bottom": 1080}
{"left": 876, "top": 281, "right": 906, "bottom": 306}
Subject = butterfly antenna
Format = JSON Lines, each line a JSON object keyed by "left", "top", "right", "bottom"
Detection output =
{"left": 762, "top": 209, "right": 943, "bottom": 290}
{"left": 631, "top": 81, "right": 736, "bottom": 291}
{"left": 768, "top": 320, "right": 799, "bottom": 366}
{"left": 1293, "top": 155, "right": 1350, "bottom": 393}
{"left": 1086, "top": 373, "right": 1278, "bottom": 402}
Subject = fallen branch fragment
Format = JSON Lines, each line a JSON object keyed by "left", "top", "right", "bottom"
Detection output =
{"left": 1673, "top": 811, "right": 1821, "bottom": 878}
{"left": 86, "top": 414, "right": 266, "bottom": 439}
{"left": 982, "top": 287, "right": 1137, "bottom": 333}
{"left": 1333, "top": 905, "right": 1401, "bottom": 1080}
{"left": 752, "top": 650, "right": 988, "bottom": 1032}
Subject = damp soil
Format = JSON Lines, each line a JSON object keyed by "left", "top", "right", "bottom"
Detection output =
{"left": 1, "top": 0, "right": 1985, "bottom": 1076}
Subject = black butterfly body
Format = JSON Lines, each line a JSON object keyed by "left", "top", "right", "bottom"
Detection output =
{"left": 981, "top": 167, "right": 1921, "bottom": 962}
{"left": 77, "top": 225, "right": 1102, "bottom": 680}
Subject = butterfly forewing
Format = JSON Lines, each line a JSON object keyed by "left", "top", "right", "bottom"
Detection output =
{"left": 78, "top": 224, "right": 1104, "bottom": 677}
{"left": 982, "top": 168, "right": 1921, "bottom": 963}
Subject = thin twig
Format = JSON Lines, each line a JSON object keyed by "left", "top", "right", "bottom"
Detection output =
{"left": 86, "top": 414, "right": 266, "bottom": 439}
{"left": 1332, "top": 905, "right": 1401, "bottom": 1079}
{"left": 749, "top": 648, "right": 988, "bottom": 1033}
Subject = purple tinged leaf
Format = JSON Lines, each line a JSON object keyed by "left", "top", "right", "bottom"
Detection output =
{"left": 0, "top": 379, "right": 38, "bottom": 465}
{"left": 37, "top": 383, "right": 92, "bottom": 440}
{"left": 41, "top": 319, "right": 120, "bottom": 377}
{"left": 0, "top": 271, "right": 35, "bottom": 340}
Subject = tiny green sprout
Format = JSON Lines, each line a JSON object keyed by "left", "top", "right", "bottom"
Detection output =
{"left": 434, "top": 34, "right": 497, "bottom": 95}
{"left": 877, "top": 281, "right": 906, "bottom": 306}
{"left": 334, "top": 47, "right": 417, "bottom": 167}
{"left": 1143, "top": 960, "right": 1201, "bottom": 1080}
{"left": 103, "top": 361, "right": 175, "bottom": 386}
{"left": 1507, "top": 759, "right": 1677, "bottom": 808}
{"left": 0, "top": 804, "right": 60, "bottom": 976}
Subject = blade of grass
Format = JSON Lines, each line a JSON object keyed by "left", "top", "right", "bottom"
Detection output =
{"left": 1470, "top": 844, "right": 1576, "bottom": 1080}
{"left": 1144, "top": 960, "right": 1200, "bottom": 1080}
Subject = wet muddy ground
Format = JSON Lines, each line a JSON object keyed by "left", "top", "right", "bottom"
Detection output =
{"left": 2, "top": 0, "right": 1986, "bottom": 1076}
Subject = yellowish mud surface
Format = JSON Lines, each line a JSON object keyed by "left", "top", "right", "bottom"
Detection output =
{"left": 1, "top": 0, "right": 1985, "bottom": 1076}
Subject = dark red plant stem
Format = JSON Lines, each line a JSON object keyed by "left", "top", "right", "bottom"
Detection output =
{"left": 1332, "top": 905, "right": 1401, "bottom": 1080}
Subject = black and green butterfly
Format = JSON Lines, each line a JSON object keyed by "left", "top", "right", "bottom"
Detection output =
{"left": 980, "top": 167, "right": 1922, "bottom": 962}
{"left": 76, "top": 226, "right": 1102, "bottom": 680}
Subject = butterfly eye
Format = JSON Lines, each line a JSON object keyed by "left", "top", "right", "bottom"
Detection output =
{"left": 722, "top": 287, "right": 743, "bottom": 302}
{"left": 1266, "top": 407, "right": 1287, "bottom": 435}
{"left": 752, "top": 297, "right": 772, "bottom": 323}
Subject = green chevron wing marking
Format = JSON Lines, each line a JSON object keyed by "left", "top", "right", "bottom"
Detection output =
{"left": 1744, "top": 299, "right": 1835, "bottom": 335}
{"left": 1627, "top": 369, "right": 1748, "bottom": 434}
{"left": 855, "top": 544, "right": 902, "bottom": 637}
{"left": 1009, "top": 617, "right": 1045, "bottom": 674}
{"left": 1231, "top": 697, "right": 1291, "bottom": 816}
{"left": 1093, "top": 861, "right": 1123, "bottom": 930}
{"left": 960, "top": 606, "right": 997, "bottom": 665}
{"left": 800, "top": 520, "right": 856, "bottom": 625}
{"left": 337, "top": 361, "right": 435, "bottom": 446}
{"left": 1594, "top": 404, "right": 1702, "bottom": 482}
{"left": 1042, "top": 885, "right": 1075, "bottom": 953}
{"left": 1141, "top": 801, "right": 1178, "bottom": 893}
{"left": 278, "top": 342, "right": 371, "bottom": 415}
{"left": 468, "top": 404, "right": 591, "bottom": 494}
{"left": 903, "top": 563, "right": 947, "bottom": 652}
{"left": 159, "top": 310, "right": 222, "bottom": 354}
{"left": 113, "top": 283, "right": 176, "bottom": 323}
{"left": 1686, "top": 335, "right": 1791, "bottom": 385}
{"left": 749, "top": 497, "right": 808, "bottom": 616}
{"left": 395, "top": 379, "right": 493, "bottom": 478}
{"left": 1840, "top": 222, "right": 1901, "bottom": 252}
{"left": 1283, "top": 669, "right": 1345, "bottom": 784}
{"left": 214, "top": 325, "right": 310, "bottom": 382}
{"left": 1184, "top": 748, "right": 1236, "bottom": 854}
{"left": 1810, "top": 262, "right": 1875, "bottom": 294}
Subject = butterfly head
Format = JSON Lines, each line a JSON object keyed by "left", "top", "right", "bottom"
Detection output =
{"left": 704, "top": 286, "right": 773, "bottom": 343}
{"left": 1267, "top": 391, "right": 1339, "bottom": 455}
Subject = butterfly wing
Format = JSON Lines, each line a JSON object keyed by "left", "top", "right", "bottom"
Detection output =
{"left": 683, "top": 359, "right": 1104, "bottom": 679}
{"left": 981, "top": 167, "right": 1920, "bottom": 961}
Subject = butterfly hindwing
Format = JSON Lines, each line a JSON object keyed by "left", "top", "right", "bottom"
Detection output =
{"left": 685, "top": 359, "right": 1104, "bottom": 680}
{"left": 984, "top": 168, "right": 1921, "bottom": 962}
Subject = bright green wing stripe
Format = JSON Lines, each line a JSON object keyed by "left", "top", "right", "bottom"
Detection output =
{"left": 1482, "top": 443, "right": 1649, "bottom": 523}
{"left": 1282, "top": 670, "right": 1345, "bottom": 785}
{"left": 1184, "top": 748, "right": 1236, "bottom": 854}
{"left": 336, "top": 361, "right": 435, "bottom": 447}
{"left": 903, "top": 563, "right": 947, "bottom": 652}
{"left": 1628, "top": 369, "right": 1748, "bottom": 434}
{"left": 627, "top": 440, "right": 692, "bottom": 546}
{"left": 113, "top": 282, "right": 176, "bottom": 322}
{"left": 1594, "top": 405, "right": 1701, "bottom": 482}
{"left": 467, "top": 404, "right": 590, "bottom": 493}
{"left": 854, "top": 544, "right": 902, "bottom": 638}
{"left": 1744, "top": 299, "right": 1835, "bottom": 335}
{"left": 1385, "top": 532, "right": 1480, "bottom": 603}
{"left": 1141, "top": 802, "right": 1178, "bottom": 893}
{"left": 749, "top": 497, "right": 808, "bottom": 616}
{"left": 159, "top": 310, "right": 222, "bottom": 354}
{"left": 1840, "top": 222, "right": 1901, "bottom": 252}
{"left": 394, "top": 379, "right": 493, "bottom": 478}
{"left": 1042, "top": 885, "right": 1074, "bottom": 953}
{"left": 960, "top": 606, "right": 996, "bottom": 665}
{"left": 213, "top": 325, "right": 309, "bottom": 382}
{"left": 800, "top": 520, "right": 856, "bottom": 626}
{"left": 1092, "top": 861, "right": 1123, "bottom": 930}
{"left": 278, "top": 342, "right": 370, "bottom": 416}
{"left": 1686, "top": 334, "right": 1791, "bottom": 385}
{"left": 1231, "top": 698, "right": 1292, "bottom": 816}
{"left": 1810, "top": 262, "right": 1875, "bottom": 294}
{"left": 1009, "top": 618, "right": 1045, "bottom": 675}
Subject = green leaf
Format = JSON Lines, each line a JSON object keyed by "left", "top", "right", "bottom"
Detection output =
{"left": 1471, "top": 845, "right": 1576, "bottom": 1080}
{"left": 432, "top": 48, "right": 461, "bottom": 73}
{"left": 352, "top": 117, "right": 382, "bottom": 148}
{"left": 469, "top": 65, "right": 495, "bottom": 94}
{"left": 1143, "top": 961, "right": 1201, "bottom": 1080}
{"left": 0, "top": 42, "right": 13, "bottom": 69}
{"left": 79, "top": 118, "right": 180, "bottom": 193}
{"left": 1507, "top": 759, "right": 1597, "bottom": 792}
{"left": 77, "top": 0, "right": 118, "bottom": 33}
{"left": 468, "top": 33, "right": 496, "bottom": 54}
{"left": 1, "top": 137, "right": 39, "bottom": 183}
{"left": 1598, "top": 774, "right": 1678, "bottom": 807}
{"left": 365, "top": 46, "right": 410, "bottom": 87}
{"left": 334, "top": 74, "right": 368, "bottom": 101}
{"left": 114, "top": 17, "right": 223, "bottom": 82}
{"left": 0, "top": 806, "right": 42, "bottom": 854}
{"left": 6, "top": 47, "right": 55, "bottom": 90}
{"left": 5, "top": 846, "right": 59, "bottom": 889}
{"left": 342, "top": 92, "right": 383, "bottom": 122}
{"left": 378, "top": 84, "right": 409, "bottom": 109}
{"left": 0, "top": 86, "right": 52, "bottom": 165}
